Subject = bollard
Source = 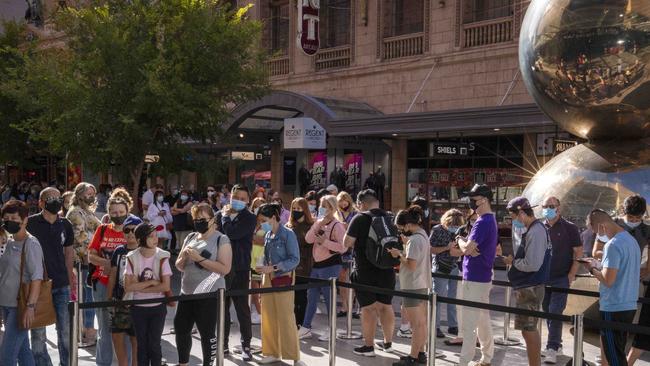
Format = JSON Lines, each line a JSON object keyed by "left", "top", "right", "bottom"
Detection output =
{"left": 68, "top": 301, "right": 79, "bottom": 366}
{"left": 427, "top": 291, "right": 437, "bottom": 366}
{"left": 336, "top": 283, "right": 362, "bottom": 340}
{"left": 494, "top": 283, "right": 521, "bottom": 346}
{"left": 572, "top": 315, "right": 584, "bottom": 366}
{"left": 217, "top": 288, "right": 226, "bottom": 366}
{"left": 329, "top": 278, "right": 337, "bottom": 366}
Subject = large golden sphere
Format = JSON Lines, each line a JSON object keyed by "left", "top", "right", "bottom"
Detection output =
{"left": 519, "top": 0, "right": 650, "bottom": 140}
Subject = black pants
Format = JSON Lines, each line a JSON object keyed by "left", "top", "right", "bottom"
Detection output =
{"left": 600, "top": 310, "right": 635, "bottom": 366}
{"left": 294, "top": 276, "right": 309, "bottom": 327}
{"left": 174, "top": 298, "right": 219, "bottom": 366}
{"left": 224, "top": 270, "right": 252, "bottom": 348}
{"left": 131, "top": 304, "right": 167, "bottom": 366}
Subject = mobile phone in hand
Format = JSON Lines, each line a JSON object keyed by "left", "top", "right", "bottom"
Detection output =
{"left": 576, "top": 257, "right": 593, "bottom": 263}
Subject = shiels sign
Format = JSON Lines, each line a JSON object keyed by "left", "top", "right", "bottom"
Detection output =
{"left": 284, "top": 118, "right": 326, "bottom": 149}
{"left": 297, "top": 0, "right": 320, "bottom": 55}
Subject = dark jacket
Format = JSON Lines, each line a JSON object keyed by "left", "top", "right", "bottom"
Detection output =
{"left": 216, "top": 209, "right": 257, "bottom": 272}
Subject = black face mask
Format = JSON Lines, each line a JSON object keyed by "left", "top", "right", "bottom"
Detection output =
{"left": 4, "top": 220, "right": 21, "bottom": 234}
{"left": 469, "top": 198, "right": 480, "bottom": 211}
{"left": 110, "top": 215, "right": 127, "bottom": 225}
{"left": 83, "top": 196, "right": 96, "bottom": 206}
{"left": 194, "top": 219, "right": 210, "bottom": 234}
{"left": 45, "top": 199, "right": 63, "bottom": 215}
{"left": 399, "top": 230, "right": 413, "bottom": 237}
{"left": 291, "top": 210, "right": 305, "bottom": 221}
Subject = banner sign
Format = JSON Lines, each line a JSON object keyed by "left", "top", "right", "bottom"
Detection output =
{"left": 297, "top": 0, "right": 320, "bottom": 55}
{"left": 231, "top": 151, "right": 255, "bottom": 161}
{"left": 284, "top": 118, "right": 326, "bottom": 149}
{"left": 308, "top": 151, "right": 328, "bottom": 190}
{"left": 426, "top": 168, "right": 524, "bottom": 186}
{"left": 344, "top": 153, "right": 362, "bottom": 194}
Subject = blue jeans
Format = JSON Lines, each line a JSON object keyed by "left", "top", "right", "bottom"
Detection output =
{"left": 93, "top": 282, "right": 113, "bottom": 366}
{"left": 31, "top": 287, "right": 71, "bottom": 366}
{"left": 433, "top": 267, "right": 459, "bottom": 329}
{"left": 542, "top": 276, "right": 569, "bottom": 351}
{"left": 82, "top": 268, "right": 95, "bottom": 329}
{"left": 302, "top": 264, "right": 342, "bottom": 329}
{"left": 0, "top": 306, "right": 35, "bottom": 366}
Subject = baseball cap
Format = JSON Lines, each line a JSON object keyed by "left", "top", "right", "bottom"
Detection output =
{"left": 465, "top": 184, "right": 493, "bottom": 201}
{"left": 134, "top": 223, "right": 156, "bottom": 241}
{"left": 506, "top": 196, "right": 537, "bottom": 212}
{"left": 123, "top": 215, "right": 143, "bottom": 228}
{"left": 326, "top": 184, "right": 338, "bottom": 194}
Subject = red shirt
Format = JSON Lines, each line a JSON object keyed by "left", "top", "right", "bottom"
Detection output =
{"left": 88, "top": 224, "right": 126, "bottom": 285}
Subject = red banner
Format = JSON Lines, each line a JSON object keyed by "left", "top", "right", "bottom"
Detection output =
{"left": 297, "top": 0, "right": 320, "bottom": 55}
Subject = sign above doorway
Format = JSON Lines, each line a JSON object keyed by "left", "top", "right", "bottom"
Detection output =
{"left": 283, "top": 118, "right": 326, "bottom": 149}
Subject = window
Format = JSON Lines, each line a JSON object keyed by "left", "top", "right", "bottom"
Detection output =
{"left": 383, "top": 0, "right": 424, "bottom": 37}
{"left": 263, "top": 1, "right": 290, "bottom": 55}
{"left": 463, "top": 0, "right": 513, "bottom": 24}
{"left": 319, "top": 0, "right": 351, "bottom": 48}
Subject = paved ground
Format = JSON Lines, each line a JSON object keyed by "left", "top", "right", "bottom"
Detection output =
{"left": 36, "top": 269, "right": 650, "bottom": 365}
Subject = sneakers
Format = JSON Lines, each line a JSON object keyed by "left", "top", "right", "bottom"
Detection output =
{"left": 393, "top": 356, "right": 418, "bottom": 366}
{"left": 542, "top": 348, "right": 559, "bottom": 364}
{"left": 376, "top": 341, "right": 393, "bottom": 353}
{"left": 259, "top": 356, "right": 280, "bottom": 364}
{"left": 223, "top": 347, "right": 230, "bottom": 356}
{"left": 436, "top": 328, "right": 445, "bottom": 338}
{"left": 353, "top": 345, "right": 376, "bottom": 357}
{"left": 397, "top": 328, "right": 413, "bottom": 338}
{"left": 448, "top": 326, "right": 458, "bottom": 336}
{"left": 241, "top": 347, "right": 253, "bottom": 362}
{"left": 352, "top": 312, "right": 361, "bottom": 319}
{"left": 294, "top": 361, "right": 307, "bottom": 366}
{"left": 337, "top": 311, "right": 348, "bottom": 318}
{"left": 400, "top": 352, "right": 427, "bottom": 364}
{"left": 318, "top": 332, "right": 330, "bottom": 342}
{"left": 297, "top": 326, "right": 312, "bottom": 339}
{"left": 251, "top": 311, "right": 261, "bottom": 325}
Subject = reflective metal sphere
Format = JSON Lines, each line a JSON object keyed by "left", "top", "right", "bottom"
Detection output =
{"left": 519, "top": 0, "right": 650, "bottom": 140}
{"left": 523, "top": 138, "right": 650, "bottom": 227}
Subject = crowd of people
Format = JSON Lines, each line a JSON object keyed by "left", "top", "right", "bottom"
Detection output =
{"left": 0, "top": 179, "right": 648, "bottom": 366}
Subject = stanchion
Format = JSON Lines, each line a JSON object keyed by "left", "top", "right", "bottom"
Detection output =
{"left": 217, "top": 288, "right": 226, "bottom": 366}
{"left": 68, "top": 301, "right": 79, "bottom": 366}
{"left": 572, "top": 315, "right": 584, "bottom": 366}
{"left": 427, "top": 291, "right": 437, "bottom": 366}
{"left": 329, "top": 278, "right": 337, "bottom": 366}
{"left": 336, "top": 283, "right": 362, "bottom": 340}
{"left": 494, "top": 283, "right": 521, "bottom": 346}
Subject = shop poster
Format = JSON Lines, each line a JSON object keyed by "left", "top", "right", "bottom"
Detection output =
{"left": 344, "top": 153, "right": 362, "bottom": 195}
{"left": 308, "top": 151, "right": 327, "bottom": 190}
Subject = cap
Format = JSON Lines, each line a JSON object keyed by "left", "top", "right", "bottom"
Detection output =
{"left": 134, "top": 223, "right": 156, "bottom": 241}
{"left": 123, "top": 215, "right": 142, "bottom": 228}
{"left": 465, "top": 184, "right": 493, "bottom": 200}
{"left": 506, "top": 196, "right": 537, "bottom": 212}
{"left": 326, "top": 184, "right": 338, "bottom": 193}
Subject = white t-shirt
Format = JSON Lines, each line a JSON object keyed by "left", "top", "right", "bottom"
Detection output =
{"left": 399, "top": 228, "right": 432, "bottom": 290}
{"left": 125, "top": 253, "right": 172, "bottom": 307}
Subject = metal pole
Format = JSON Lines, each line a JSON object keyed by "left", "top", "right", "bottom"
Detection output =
{"left": 494, "top": 281, "right": 521, "bottom": 346}
{"left": 427, "top": 291, "right": 437, "bottom": 366}
{"left": 337, "top": 268, "right": 361, "bottom": 340}
{"left": 76, "top": 261, "right": 90, "bottom": 348}
{"left": 217, "top": 289, "right": 226, "bottom": 366}
{"left": 68, "top": 301, "right": 79, "bottom": 366}
{"left": 572, "top": 315, "right": 584, "bottom": 366}
{"left": 329, "top": 278, "right": 337, "bottom": 366}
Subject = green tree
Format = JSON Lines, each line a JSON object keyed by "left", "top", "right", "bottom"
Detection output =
{"left": 19, "top": 0, "right": 268, "bottom": 209}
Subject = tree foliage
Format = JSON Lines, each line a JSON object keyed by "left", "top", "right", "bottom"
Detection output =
{"left": 14, "top": 0, "right": 268, "bottom": 197}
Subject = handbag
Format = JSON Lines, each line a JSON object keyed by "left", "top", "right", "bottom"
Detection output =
{"left": 17, "top": 239, "right": 56, "bottom": 330}
{"left": 270, "top": 272, "right": 294, "bottom": 288}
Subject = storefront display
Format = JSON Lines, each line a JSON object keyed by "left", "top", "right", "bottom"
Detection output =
{"left": 343, "top": 152, "right": 362, "bottom": 197}
{"left": 308, "top": 150, "right": 328, "bottom": 190}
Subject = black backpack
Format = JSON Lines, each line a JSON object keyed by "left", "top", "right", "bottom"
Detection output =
{"left": 363, "top": 211, "right": 402, "bottom": 269}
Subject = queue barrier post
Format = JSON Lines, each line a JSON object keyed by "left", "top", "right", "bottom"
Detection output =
{"left": 427, "top": 291, "right": 437, "bottom": 366}
{"left": 217, "top": 288, "right": 226, "bottom": 366}
{"left": 494, "top": 276, "right": 521, "bottom": 346}
{"left": 572, "top": 315, "right": 584, "bottom": 366}
{"left": 329, "top": 278, "right": 337, "bottom": 366}
{"left": 337, "top": 281, "right": 362, "bottom": 340}
{"left": 68, "top": 301, "right": 79, "bottom": 366}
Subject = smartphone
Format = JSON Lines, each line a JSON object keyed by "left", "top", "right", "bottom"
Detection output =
{"left": 317, "top": 229, "right": 325, "bottom": 236}
{"left": 576, "top": 257, "right": 593, "bottom": 263}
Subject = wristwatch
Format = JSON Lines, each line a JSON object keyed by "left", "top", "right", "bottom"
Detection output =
{"left": 272, "top": 265, "right": 279, "bottom": 271}
{"left": 27, "top": 303, "right": 36, "bottom": 309}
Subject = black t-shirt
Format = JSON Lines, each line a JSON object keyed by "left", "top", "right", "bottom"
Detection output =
{"left": 26, "top": 213, "right": 74, "bottom": 289}
{"left": 110, "top": 245, "right": 136, "bottom": 300}
{"left": 347, "top": 208, "right": 393, "bottom": 273}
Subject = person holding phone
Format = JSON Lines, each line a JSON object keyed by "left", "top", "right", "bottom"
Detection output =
{"left": 146, "top": 189, "right": 173, "bottom": 250}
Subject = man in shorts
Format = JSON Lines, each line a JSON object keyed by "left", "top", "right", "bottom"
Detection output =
{"left": 504, "top": 197, "right": 552, "bottom": 366}
{"left": 344, "top": 189, "right": 396, "bottom": 357}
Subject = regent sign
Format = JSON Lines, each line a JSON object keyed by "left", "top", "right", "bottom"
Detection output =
{"left": 297, "top": 0, "right": 320, "bottom": 55}
{"left": 284, "top": 118, "right": 326, "bottom": 149}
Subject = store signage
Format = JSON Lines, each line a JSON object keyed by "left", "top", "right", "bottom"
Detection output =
{"left": 554, "top": 139, "right": 578, "bottom": 153}
{"left": 283, "top": 118, "right": 326, "bottom": 149}
{"left": 231, "top": 151, "right": 255, "bottom": 161}
{"left": 144, "top": 154, "right": 160, "bottom": 163}
{"left": 297, "top": 0, "right": 320, "bottom": 55}
{"left": 308, "top": 151, "right": 328, "bottom": 189}
{"left": 429, "top": 143, "right": 469, "bottom": 156}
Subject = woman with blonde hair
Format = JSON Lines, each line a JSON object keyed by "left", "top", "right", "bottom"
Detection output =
{"left": 335, "top": 191, "right": 358, "bottom": 224}
{"left": 250, "top": 197, "right": 267, "bottom": 323}
{"left": 287, "top": 197, "right": 315, "bottom": 327}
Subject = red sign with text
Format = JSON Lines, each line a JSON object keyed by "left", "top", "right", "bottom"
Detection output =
{"left": 297, "top": 0, "right": 320, "bottom": 55}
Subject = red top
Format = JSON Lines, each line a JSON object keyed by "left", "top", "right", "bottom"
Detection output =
{"left": 88, "top": 224, "right": 126, "bottom": 285}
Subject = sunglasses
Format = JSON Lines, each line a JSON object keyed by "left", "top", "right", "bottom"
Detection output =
{"left": 123, "top": 227, "right": 136, "bottom": 234}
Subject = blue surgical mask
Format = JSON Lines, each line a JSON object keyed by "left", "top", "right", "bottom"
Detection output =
{"left": 542, "top": 208, "right": 557, "bottom": 220}
{"left": 512, "top": 219, "right": 526, "bottom": 230}
{"left": 597, "top": 233, "right": 610, "bottom": 242}
{"left": 231, "top": 199, "right": 247, "bottom": 212}
{"left": 308, "top": 204, "right": 317, "bottom": 213}
{"left": 318, "top": 207, "right": 328, "bottom": 218}
{"left": 424, "top": 209, "right": 430, "bottom": 218}
{"left": 180, "top": 194, "right": 188, "bottom": 201}
{"left": 624, "top": 219, "right": 642, "bottom": 229}
{"left": 447, "top": 226, "right": 459, "bottom": 234}
{"left": 156, "top": 195, "right": 164, "bottom": 203}
{"left": 261, "top": 221, "right": 272, "bottom": 233}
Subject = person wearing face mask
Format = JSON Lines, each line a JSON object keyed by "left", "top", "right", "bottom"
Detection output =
{"left": 146, "top": 190, "right": 173, "bottom": 250}
{"left": 305, "top": 192, "right": 318, "bottom": 220}
{"left": 537, "top": 196, "right": 582, "bottom": 364}
{"left": 388, "top": 206, "right": 432, "bottom": 366}
{"left": 0, "top": 200, "right": 44, "bottom": 366}
{"left": 286, "top": 197, "right": 315, "bottom": 328}
{"left": 428, "top": 209, "right": 465, "bottom": 339}
{"left": 273, "top": 196, "right": 290, "bottom": 226}
{"left": 214, "top": 184, "right": 256, "bottom": 360}
{"left": 301, "top": 195, "right": 347, "bottom": 341}
{"left": 503, "top": 197, "right": 552, "bottom": 366}
{"left": 411, "top": 197, "right": 431, "bottom": 235}
{"left": 249, "top": 197, "right": 267, "bottom": 325}
{"left": 88, "top": 191, "right": 133, "bottom": 366}
{"left": 335, "top": 192, "right": 359, "bottom": 318}
{"left": 66, "top": 182, "right": 102, "bottom": 345}
{"left": 171, "top": 189, "right": 194, "bottom": 256}
{"left": 26, "top": 188, "right": 75, "bottom": 366}
{"left": 581, "top": 209, "right": 640, "bottom": 366}
{"left": 175, "top": 203, "right": 232, "bottom": 366}
{"left": 254, "top": 203, "right": 305, "bottom": 366}
{"left": 142, "top": 183, "right": 163, "bottom": 213}
{"left": 124, "top": 223, "right": 172, "bottom": 366}
{"left": 60, "top": 191, "right": 74, "bottom": 218}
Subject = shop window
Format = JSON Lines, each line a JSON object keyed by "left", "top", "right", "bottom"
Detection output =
{"left": 383, "top": 0, "right": 424, "bottom": 37}
{"left": 462, "top": 0, "right": 513, "bottom": 24}
{"left": 320, "top": 0, "right": 351, "bottom": 48}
